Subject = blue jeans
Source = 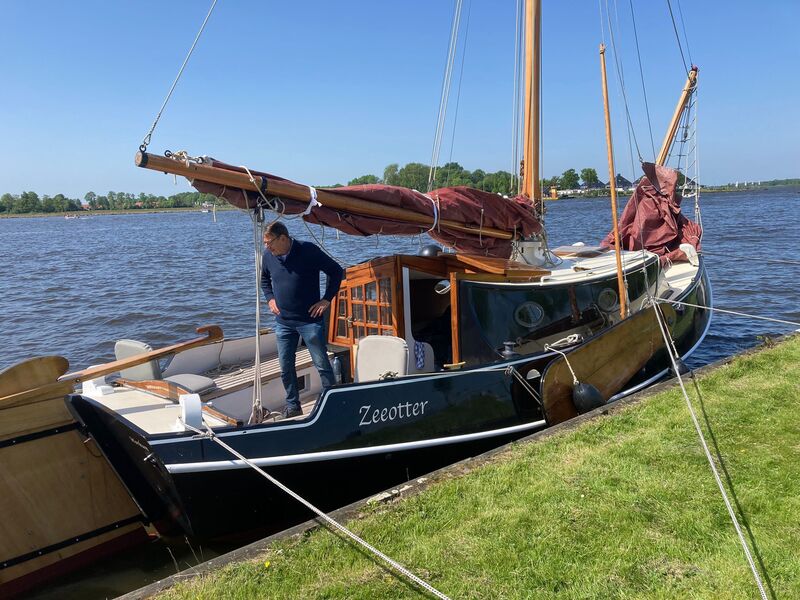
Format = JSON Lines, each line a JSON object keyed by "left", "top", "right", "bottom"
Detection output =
{"left": 275, "top": 321, "right": 335, "bottom": 411}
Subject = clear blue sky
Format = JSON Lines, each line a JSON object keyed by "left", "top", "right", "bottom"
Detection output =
{"left": 1, "top": 0, "right": 797, "bottom": 198}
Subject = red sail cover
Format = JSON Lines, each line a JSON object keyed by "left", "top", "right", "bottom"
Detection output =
{"left": 601, "top": 162, "right": 702, "bottom": 264}
{"left": 191, "top": 159, "right": 540, "bottom": 257}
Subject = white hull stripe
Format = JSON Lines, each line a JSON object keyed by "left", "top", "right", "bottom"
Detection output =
{"left": 165, "top": 419, "right": 546, "bottom": 474}
{"left": 149, "top": 352, "right": 557, "bottom": 445}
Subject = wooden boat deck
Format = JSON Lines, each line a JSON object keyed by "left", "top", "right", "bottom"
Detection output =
{"left": 203, "top": 348, "right": 330, "bottom": 401}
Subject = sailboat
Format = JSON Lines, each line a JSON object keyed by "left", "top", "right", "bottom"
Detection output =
{"left": 56, "top": 1, "right": 709, "bottom": 541}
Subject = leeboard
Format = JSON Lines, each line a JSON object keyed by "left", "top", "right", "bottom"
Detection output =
{"left": 541, "top": 304, "right": 676, "bottom": 425}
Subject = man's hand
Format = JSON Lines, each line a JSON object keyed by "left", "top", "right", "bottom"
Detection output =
{"left": 308, "top": 299, "right": 330, "bottom": 318}
{"left": 268, "top": 299, "right": 280, "bottom": 315}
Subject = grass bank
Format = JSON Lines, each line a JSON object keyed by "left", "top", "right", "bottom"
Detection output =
{"left": 159, "top": 337, "right": 800, "bottom": 599}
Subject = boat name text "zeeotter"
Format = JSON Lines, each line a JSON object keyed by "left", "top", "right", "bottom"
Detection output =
{"left": 358, "top": 401, "right": 429, "bottom": 426}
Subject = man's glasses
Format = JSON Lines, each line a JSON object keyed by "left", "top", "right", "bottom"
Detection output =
{"left": 264, "top": 236, "right": 281, "bottom": 247}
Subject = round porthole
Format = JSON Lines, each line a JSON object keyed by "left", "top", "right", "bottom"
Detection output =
{"left": 514, "top": 301, "right": 545, "bottom": 328}
{"left": 597, "top": 288, "right": 619, "bottom": 312}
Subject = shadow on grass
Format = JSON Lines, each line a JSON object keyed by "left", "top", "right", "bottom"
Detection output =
{"left": 689, "top": 370, "right": 777, "bottom": 600}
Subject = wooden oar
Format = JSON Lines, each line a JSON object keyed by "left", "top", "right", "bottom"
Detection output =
{"left": 59, "top": 325, "right": 224, "bottom": 386}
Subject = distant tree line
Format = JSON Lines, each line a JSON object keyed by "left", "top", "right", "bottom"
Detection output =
{"left": 2, "top": 163, "right": 637, "bottom": 216}
{"left": 342, "top": 163, "right": 611, "bottom": 194}
{"left": 0, "top": 190, "right": 219, "bottom": 215}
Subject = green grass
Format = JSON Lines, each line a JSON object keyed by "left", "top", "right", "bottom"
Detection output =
{"left": 160, "top": 337, "right": 800, "bottom": 599}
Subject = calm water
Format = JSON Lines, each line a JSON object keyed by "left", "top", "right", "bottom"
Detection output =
{"left": 3, "top": 187, "right": 799, "bottom": 599}
{"left": 1, "top": 188, "right": 798, "bottom": 373}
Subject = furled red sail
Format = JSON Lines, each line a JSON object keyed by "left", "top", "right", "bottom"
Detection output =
{"left": 191, "top": 158, "right": 541, "bottom": 257}
{"left": 601, "top": 162, "right": 702, "bottom": 264}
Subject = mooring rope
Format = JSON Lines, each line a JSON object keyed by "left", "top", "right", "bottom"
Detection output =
{"left": 184, "top": 422, "right": 452, "bottom": 600}
{"left": 650, "top": 305, "right": 769, "bottom": 600}
{"left": 659, "top": 298, "right": 800, "bottom": 328}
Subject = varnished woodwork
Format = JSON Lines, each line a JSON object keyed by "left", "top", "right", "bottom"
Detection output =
{"left": 116, "top": 378, "right": 193, "bottom": 402}
{"left": 0, "top": 357, "right": 146, "bottom": 592}
{"left": 599, "top": 43, "right": 628, "bottom": 319}
{"left": 449, "top": 272, "right": 461, "bottom": 364}
{"left": 60, "top": 325, "right": 223, "bottom": 385}
{"left": 0, "top": 356, "right": 68, "bottom": 398}
{"left": 656, "top": 67, "right": 698, "bottom": 166}
{"left": 540, "top": 305, "right": 676, "bottom": 425}
{"left": 137, "top": 152, "right": 515, "bottom": 240}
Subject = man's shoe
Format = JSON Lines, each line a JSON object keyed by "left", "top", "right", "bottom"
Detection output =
{"left": 277, "top": 406, "right": 303, "bottom": 420}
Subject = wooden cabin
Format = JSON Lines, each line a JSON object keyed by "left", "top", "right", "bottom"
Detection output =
{"left": 328, "top": 253, "right": 551, "bottom": 378}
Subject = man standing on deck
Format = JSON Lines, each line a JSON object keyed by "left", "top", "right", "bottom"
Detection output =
{"left": 261, "top": 221, "right": 343, "bottom": 419}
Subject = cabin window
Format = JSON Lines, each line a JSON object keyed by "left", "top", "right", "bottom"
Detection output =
{"left": 334, "top": 276, "right": 397, "bottom": 345}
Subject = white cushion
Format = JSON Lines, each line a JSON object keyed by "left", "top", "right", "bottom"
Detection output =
{"left": 354, "top": 336, "right": 409, "bottom": 382}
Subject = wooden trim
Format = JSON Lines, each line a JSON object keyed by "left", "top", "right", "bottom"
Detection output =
{"left": 136, "top": 153, "right": 514, "bottom": 240}
{"left": 449, "top": 272, "right": 548, "bottom": 284}
{"left": 656, "top": 67, "right": 698, "bottom": 166}
{"left": 202, "top": 405, "right": 241, "bottom": 427}
{"left": 448, "top": 253, "right": 550, "bottom": 277}
{"left": 115, "top": 378, "right": 191, "bottom": 402}
{"left": 60, "top": 325, "right": 224, "bottom": 386}
{"left": 0, "top": 356, "right": 69, "bottom": 399}
{"left": 449, "top": 272, "right": 461, "bottom": 364}
{"left": 393, "top": 256, "right": 404, "bottom": 339}
{"left": 0, "top": 381, "right": 75, "bottom": 409}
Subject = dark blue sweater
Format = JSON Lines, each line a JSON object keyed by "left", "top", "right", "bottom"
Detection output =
{"left": 261, "top": 239, "right": 344, "bottom": 326}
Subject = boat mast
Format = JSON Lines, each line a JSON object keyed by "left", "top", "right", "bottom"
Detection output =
{"left": 599, "top": 44, "right": 628, "bottom": 320}
{"left": 655, "top": 67, "right": 698, "bottom": 166}
{"left": 521, "top": 0, "right": 541, "bottom": 204}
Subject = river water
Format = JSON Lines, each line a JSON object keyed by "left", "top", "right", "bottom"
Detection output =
{"left": 3, "top": 187, "right": 798, "bottom": 598}
{"left": 2, "top": 188, "right": 798, "bottom": 373}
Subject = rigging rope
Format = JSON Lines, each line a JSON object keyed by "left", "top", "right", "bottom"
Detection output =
{"left": 675, "top": 0, "right": 694, "bottom": 66}
{"left": 428, "top": 0, "right": 464, "bottom": 192}
{"left": 445, "top": 0, "right": 472, "bottom": 187}
{"left": 603, "top": 0, "right": 644, "bottom": 164}
{"left": 139, "top": 0, "right": 219, "bottom": 152}
{"left": 248, "top": 209, "right": 266, "bottom": 424}
{"left": 659, "top": 298, "right": 800, "bottom": 328}
{"left": 649, "top": 305, "right": 769, "bottom": 600}
{"left": 510, "top": 0, "right": 524, "bottom": 195}
{"left": 666, "top": 0, "right": 690, "bottom": 75}
{"left": 185, "top": 421, "right": 452, "bottom": 600}
{"left": 627, "top": 0, "right": 656, "bottom": 160}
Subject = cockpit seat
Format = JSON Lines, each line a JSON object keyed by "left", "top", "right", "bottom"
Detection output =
{"left": 354, "top": 335, "right": 434, "bottom": 382}
{"left": 114, "top": 339, "right": 216, "bottom": 394}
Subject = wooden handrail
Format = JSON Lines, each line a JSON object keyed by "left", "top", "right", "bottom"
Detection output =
{"left": 135, "top": 152, "right": 514, "bottom": 241}
{"left": 59, "top": 325, "right": 224, "bottom": 386}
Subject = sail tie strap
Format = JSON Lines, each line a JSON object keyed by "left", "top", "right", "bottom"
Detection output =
{"left": 304, "top": 186, "right": 320, "bottom": 215}
{"left": 424, "top": 193, "right": 441, "bottom": 234}
{"left": 184, "top": 421, "right": 452, "bottom": 600}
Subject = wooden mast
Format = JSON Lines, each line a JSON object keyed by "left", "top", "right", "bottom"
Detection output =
{"left": 599, "top": 44, "right": 627, "bottom": 320}
{"left": 521, "top": 0, "right": 541, "bottom": 204}
{"left": 655, "top": 67, "right": 698, "bottom": 166}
